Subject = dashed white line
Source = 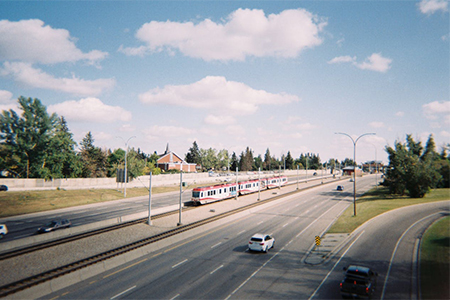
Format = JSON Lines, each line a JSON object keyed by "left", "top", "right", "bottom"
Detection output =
{"left": 237, "top": 230, "right": 246, "bottom": 236}
{"left": 110, "top": 285, "right": 136, "bottom": 299}
{"left": 169, "top": 294, "right": 180, "bottom": 300}
{"left": 282, "top": 223, "right": 289, "bottom": 228}
{"left": 172, "top": 259, "right": 188, "bottom": 269}
{"left": 210, "top": 264, "right": 224, "bottom": 274}
{"left": 211, "top": 242, "right": 222, "bottom": 249}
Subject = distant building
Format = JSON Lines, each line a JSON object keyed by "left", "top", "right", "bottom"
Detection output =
{"left": 156, "top": 144, "right": 198, "bottom": 172}
{"left": 342, "top": 166, "right": 363, "bottom": 176}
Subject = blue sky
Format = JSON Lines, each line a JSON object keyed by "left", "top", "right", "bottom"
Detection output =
{"left": 0, "top": 0, "right": 448, "bottom": 164}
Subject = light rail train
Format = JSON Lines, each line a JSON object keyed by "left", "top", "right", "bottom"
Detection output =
{"left": 191, "top": 176, "right": 288, "bottom": 205}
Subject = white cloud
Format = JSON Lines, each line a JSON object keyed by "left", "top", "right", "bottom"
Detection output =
{"left": 423, "top": 101, "right": 450, "bottom": 125}
{"left": 204, "top": 114, "right": 236, "bottom": 125}
{"left": 142, "top": 125, "right": 193, "bottom": 140}
{"left": 327, "top": 55, "right": 356, "bottom": 64}
{"left": 395, "top": 111, "right": 405, "bottom": 117}
{"left": 48, "top": 97, "right": 131, "bottom": 123}
{"left": 139, "top": 76, "right": 299, "bottom": 115}
{"left": 355, "top": 53, "right": 392, "bottom": 72}
{"left": 121, "top": 8, "right": 327, "bottom": 61}
{"left": 0, "top": 19, "right": 108, "bottom": 65}
{"left": 1, "top": 62, "right": 115, "bottom": 96}
{"left": 418, "top": 0, "right": 449, "bottom": 15}
{"left": 328, "top": 53, "right": 392, "bottom": 73}
{"left": 440, "top": 130, "right": 450, "bottom": 137}
{"left": 0, "top": 90, "right": 13, "bottom": 104}
{"left": 369, "top": 121, "right": 385, "bottom": 128}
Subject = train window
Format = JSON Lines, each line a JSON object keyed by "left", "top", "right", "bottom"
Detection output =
{"left": 201, "top": 192, "right": 203, "bottom": 197}
{"left": 219, "top": 189, "right": 222, "bottom": 194}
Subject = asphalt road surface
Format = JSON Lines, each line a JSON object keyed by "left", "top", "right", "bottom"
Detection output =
{"left": 41, "top": 176, "right": 387, "bottom": 299}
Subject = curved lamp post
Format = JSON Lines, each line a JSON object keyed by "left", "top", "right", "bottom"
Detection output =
{"left": 335, "top": 132, "right": 375, "bottom": 216}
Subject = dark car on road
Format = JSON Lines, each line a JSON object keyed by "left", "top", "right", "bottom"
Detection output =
{"left": 340, "top": 265, "right": 377, "bottom": 299}
{"left": 0, "top": 185, "right": 7, "bottom": 191}
{"left": 37, "top": 219, "right": 72, "bottom": 233}
{"left": 337, "top": 185, "right": 344, "bottom": 191}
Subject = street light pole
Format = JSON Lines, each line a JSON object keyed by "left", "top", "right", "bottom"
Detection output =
{"left": 335, "top": 132, "right": 376, "bottom": 216}
{"left": 117, "top": 136, "right": 136, "bottom": 198}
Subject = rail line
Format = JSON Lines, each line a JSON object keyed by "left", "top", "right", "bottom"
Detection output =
{"left": 0, "top": 176, "right": 343, "bottom": 297}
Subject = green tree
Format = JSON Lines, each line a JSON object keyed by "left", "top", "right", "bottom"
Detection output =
{"left": 185, "top": 141, "right": 201, "bottom": 165}
{"left": 217, "top": 149, "right": 230, "bottom": 171}
{"left": 285, "top": 151, "right": 294, "bottom": 170}
{"left": 239, "top": 147, "right": 254, "bottom": 171}
{"left": 263, "top": 148, "right": 272, "bottom": 170}
{"left": 0, "top": 97, "right": 57, "bottom": 178}
{"left": 384, "top": 134, "right": 441, "bottom": 198}
{"left": 79, "top": 132, "right": 107, "bottom": 178}
{"left": 230, "top": 152, "right": 238, "bottom": 171}
{"left": 44, "top": 116, "right": 82, "bottom": 178}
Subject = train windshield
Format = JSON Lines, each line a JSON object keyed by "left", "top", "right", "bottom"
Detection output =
{"left": 192, "top": 191, "right": 201, "bottom": 198}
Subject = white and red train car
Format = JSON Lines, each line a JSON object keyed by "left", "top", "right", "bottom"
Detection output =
{"left": 191, "top": 176, "right": 288, "bottom": 205}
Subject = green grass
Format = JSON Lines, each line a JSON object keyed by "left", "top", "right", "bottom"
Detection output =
{"left": 328, "top": 187, "right": 450, "bottom": 233}
{"left": 420, "top": 216, "right": 450, "bottom": 300}
{"left": 0, "top": 184, "right": 203, "bottom": 218}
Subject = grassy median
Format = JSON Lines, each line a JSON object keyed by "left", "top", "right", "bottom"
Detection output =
{"left": 328, "top": 187, "right": 449, "bottom": 233}
{"left": 0, "top": 186, "right": 185, "bottom": 218}
{"left": 420, "top": 216, "right": 450, "bottom": 300}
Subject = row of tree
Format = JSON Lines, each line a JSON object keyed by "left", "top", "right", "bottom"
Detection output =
{"left": 1, "top": 97, "right": 342, "bottom": 180}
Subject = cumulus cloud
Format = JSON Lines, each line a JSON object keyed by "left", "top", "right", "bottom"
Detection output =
{"left": 395, "top": 111, "right": 405, "bottom": 117}
{"left": 356, "top": 53, "right": 392, "bottom": 72}
{"left": 418, "top": 0, "right": 448, "bottom": 14}
{"left": 0, "top": 62, "right": 115, "bottom": 96}
{"left": 0, "top": 90, "right": 13, "bottom": 104}
{"left": 0, "top": 19, "right": 108, "bottom": 65}
{"left": 204, "top": 114, "right": 236, "bottom": 125}
{"left": 423, "top": 101, "right": 450, "bottom": 124}
{"left": 142, "top": 125, "right": 193, "bottom": 140}
{"left": 139, "top": 76, "right": 299, "bottom": 115}
{"left": 120, "top": 8, "right": 327, "bottom": 61}
{"left": 48, "top": 97, "right": 131, "bottom": 123}
{"left": 328, "top": 53, "right": 392, "bottom": 73}
{"left": 327, "top": 55, "right": 356, "bottom": 64}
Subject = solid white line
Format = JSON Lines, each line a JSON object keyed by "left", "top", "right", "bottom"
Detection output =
{"left": 110, "top": 285, "right": 136, "bottom": 299}
{"left": 211, "top": 242, "right": 222, "bottom": 249}
{"left": 172, "top": 259, "right": 188, "bottom": 269}
{"left": 380, "top": 212, "right": 441, "bottom": 300}
{"left": 309, "top": 231, "right": 365, "bottom": 300}
{"left": 210, "top": 264, "right": 224, "bottom": 274}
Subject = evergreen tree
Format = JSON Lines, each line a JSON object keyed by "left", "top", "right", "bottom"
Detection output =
{"left": 263, "top": 148, "right": 272, "bottom": 170}
{"left": 230, "top": 152, "right": 238, "bottom": 171}
{"left": 285, "top": 151, "right": 294, "bottom": 170}
{"left": 79, "top": 132, "right": 107, "bottom": 178}
{"left": 185, "top": 141, "right": 201, "bottom": 165}
{"left": 44, "top": 116, "right": 82, "bottom": 178}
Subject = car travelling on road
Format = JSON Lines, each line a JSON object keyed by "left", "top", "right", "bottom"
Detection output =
{"left": 37, "top": 219, "right": 72, "bottom": 233}
{"left": 0, "top": 185, "right": 7, "bottom": 191}
{"left": 340, "top": 265, "right": 378, "bottom": 299}
{"left": 337, "top": 185, "right": 344, "bottom": 191}
{"left": 0, "top": 224, "right": 8, "bottom": 238}
{"left": 248, "top": 233, "right": 275, "bottom": 253}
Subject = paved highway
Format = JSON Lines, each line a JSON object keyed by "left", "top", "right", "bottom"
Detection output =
{"left": 41, "top": 176, "right": 378, "bottom": 299}
{"left": 0, "top": 174, "right": 313, "bottom": 242}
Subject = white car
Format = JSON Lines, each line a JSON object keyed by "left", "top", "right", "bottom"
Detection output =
{"left": 0, "top": 224, "right": 8, "bottom": 238}
{"left": 248, "top": 233, "right": 275, "bottom": 252}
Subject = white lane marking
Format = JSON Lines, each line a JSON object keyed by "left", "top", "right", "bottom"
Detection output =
{"left": 110, "top": 285, "right": 136, "bottom": 299}
{"left": 304, "top": 209, "right": 310, "bottom": 214}
{"left": 237, "top": 230, "right": 246, "bottom": 236}
{"left": 282, "top": 223, "right": 289, "bottom": 228}
{"left": 169, "top": 294, "right": 180, "bottom": 300}
{"left": 308, "top": 231, "right": 365, "bottom": 299}
{"left": 380, "top": 212, "right": 442, "bottom": 300}
{"left": 211, "top": 242, "right": 222, "bottom": 249}
{"left": 172, "top": 259, "right": 188, "bottom": 269}
{"left": 210, "top": 264, "right": 224, "bottom": 274}
{"left": 256, "top": 221, "right": 263, "bottom": 225}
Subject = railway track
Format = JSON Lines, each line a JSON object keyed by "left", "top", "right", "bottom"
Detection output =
{"left": 0, "top": 177, "right": 343, "bottom": 297}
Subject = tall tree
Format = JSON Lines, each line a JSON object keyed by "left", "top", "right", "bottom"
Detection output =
{"left": 230, "top": 152, "right": 238, "bottom": 171}
{"left": 79, "top": 132, "right": 107, "bottom": 178}
{"left": 44, "top": 116, "right": 82, "bottom": 178}
{"left": 185, "top": 141, "right": 201, "bottom": 165}
{"left": 0, "top": 97, "right": 57, "bottom": 178}
{"left": 263, "top": 148, "right": 272, "bottom": 170}
{"left": 285, "top": 151, "right": 294, "bottom": 170}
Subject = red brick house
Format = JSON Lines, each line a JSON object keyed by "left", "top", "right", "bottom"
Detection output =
{"left": 156, "top": 144, "right": 198, "bottom": 172}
